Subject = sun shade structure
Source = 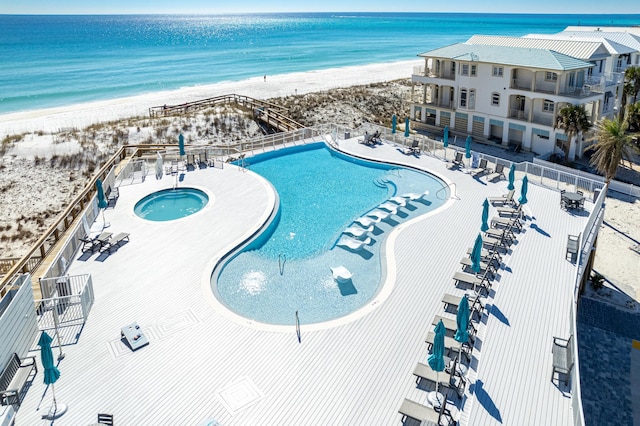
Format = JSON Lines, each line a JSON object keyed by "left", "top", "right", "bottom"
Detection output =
{"left": 507, "top": 164, "right": 516, "bottom": 191}
{"left": 518, "top": 175, "right": 529, "bottom": 205}
{"left": 427, "top": 320, "right": 446, "bottom": 408}
{"left": 39, "top": 331, "right": 67, "bottom": 420}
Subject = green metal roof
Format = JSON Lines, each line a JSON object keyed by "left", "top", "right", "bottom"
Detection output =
{"left": 418, "top": 43, "right": 594, "bottom": 71}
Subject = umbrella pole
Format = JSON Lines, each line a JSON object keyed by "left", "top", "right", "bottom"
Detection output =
{"left": 51, "top": 302, "right": 65, "bottom": 360}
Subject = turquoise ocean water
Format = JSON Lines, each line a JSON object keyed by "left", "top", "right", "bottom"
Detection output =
{"left": 1, "top": 13, "right": 639, "bottom": 114}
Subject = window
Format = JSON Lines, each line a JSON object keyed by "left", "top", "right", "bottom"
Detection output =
{"left": 492, "top": 66, "right": 503, "bottom": 77}
{"left": 491, "top": 92, "right": 500, "bottom": 106}
{"left": 469, "top": 89, "right": 476, "bottom": 109}
{"left": 460, "top": 89, "right": 468, "bottom": 107}
{"left": 461, "top": 64, "right": 469, "bottom": 76}
{"left": 471, "top": 65, "right": 477, "bottom": 76}
{"left": 545, "top": 72, "right": 558, "bottom": 81}
{"left": 451, "top": 61, "right": 456, "bottom": 74}
{"left": 543, "top": 100, "right": 554, "bottom": 112}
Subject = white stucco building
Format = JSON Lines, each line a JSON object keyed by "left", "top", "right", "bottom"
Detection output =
{"left": 409, "top": 27, "right": 640, "bottom": 160}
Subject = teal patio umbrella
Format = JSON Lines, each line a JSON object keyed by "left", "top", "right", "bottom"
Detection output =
{"left": 391, "top": 114, "right": 397, "bottom": 134}
{"left": 178, "top": 133, "right": 185, "bottom": 157}
{"left": 443, "top": 126, "right": 449, "bottom": 160}
{"left": 507, "top": 164, "right": 516, "bottom": 191}
{"left": 470, "top": 233, "right": 483, "bottom": 276}
{"left": 404, "top": 117, "right": 410, "bottom": 137}
{"left": 96, "top": 179, "right": 109, "bottom": 227}
{"left": 454, "top": 294, "right": 470, "bottom": 375}
{"left": 481, "top": 198, "right": 490, "bottom": 232}
{"left": 518, "top": 175, "right": 529, "bottom": 205}
{"left": 427, "top": 320, "right": 446, "bottom": 408}
{"left": 39, "top": 331, "right": 67, "bottom": 420}
{"left": 465, "top": 136, "right": 472, "bottom": 170}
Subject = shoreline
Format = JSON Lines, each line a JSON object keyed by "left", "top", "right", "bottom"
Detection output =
{"left": 0, "top": 59, "right": 421, "bottom": 137}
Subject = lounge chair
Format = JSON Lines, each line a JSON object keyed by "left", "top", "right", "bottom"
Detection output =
{"left": 432, "top": 314, "right": 477, "bottom": 343}
{"left": 447, "top": 151, "right": 464, "bottom": 169}
{"left": 401, "top": 190, "right": 429, "bottom": 201}
{"left": 486, "top": 163, "right": 505, "bottom": 182}
{"left": 425, "top": 331, "right": 471, "bottom": 362}
{"left": 412, "top": 361, "right": 453, "bottom": 389}
{"left": 106, "top": 187, "right": 119, "bottom": 207}
{"left": 366, "top": 209, "right": 394, "bottom": 221}
{"left": 487, "top": 189, "right": 515, "bottom": 206}
{"left": 377, "top": 202, "right": 400, "bottom": 213}
{"left": 459, "top": 256, "right": 496, "bottom": 278}
{"left": 331, "top": 266, "right": 352, "bottom": 282}
{"left": 466, "top": 246, "right": 502, "bottom": 266}
{"left": 336, "top": 236, "right": 372, "bottom": 251}
{"left": 342, "top": 225, "right": 373, "bottom": 239}
{"left": 388, "top": 196, "right": 407, "bottom": 207}
{"left": 398, "top": 395, "right": 454, "bottom": 425}
{"left": 484, "top": 227, "right": 515, "bottom": 246}
{"left": 470, "top": 158, "right": 490, "bottom": 177}
{"left": 354, "top": 216, "right": 380, "bottom": 228}
{"left": 452, "top": 270, "right": 492, "bottom": 294}
{"left": 80, "top": 231, "right": 112, "bottom": 253}
{"left": 496, "top": 203, "right": 523, "bottom": 218}
{"left": 490, "top": 215, "right": 523, "bottom": 232}
{"left": 100, "top": 232, "right": 130, "bottom": 253}
{"left": 441, "top": 293, "right": 485, "bottom": 318}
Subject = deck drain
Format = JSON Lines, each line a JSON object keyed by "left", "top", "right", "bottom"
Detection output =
{"left": 216, "top": 376, "right": 264, "bottom": 416}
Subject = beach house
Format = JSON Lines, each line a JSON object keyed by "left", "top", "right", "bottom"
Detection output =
{"left": 409, "top": 26, "right": 640, "bottom": 161}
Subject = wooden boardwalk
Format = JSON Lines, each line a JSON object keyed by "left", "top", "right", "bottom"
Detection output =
{"left": 15, "top": 137, "right": 586, "bottom": 425}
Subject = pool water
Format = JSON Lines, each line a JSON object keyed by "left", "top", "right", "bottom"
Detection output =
{"left": 215, "top": 143, "right": 447, "bottom": 325}
{"left": 134, "top": 187, "right": 209, "bottom": 221}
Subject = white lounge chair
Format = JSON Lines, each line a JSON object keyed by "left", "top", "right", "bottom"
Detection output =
{"left": 336, "top": 236, "right": 372, "bottom": 251}
{"left": 488, "top": 189, "right": 515, "bottom": 206}
{"left": 331, "top": 266, "right": 353, "bottom": 282}
{"left": 401, "top": 190, "right": 429, "bottom": 201}
{"left": 354, "top": 216, "right": 380, "bottom": 228}
{"left": 366, "top": 209, "right": 394, "bottom": 221}
{"left": 343, "top": 225, "right": 373, "bottom": 239}
{"left": 388, "top": 196, "right": 407, "bottom": 207}
{"left": 377, "top": 202, "right": 399, "bottom": 213}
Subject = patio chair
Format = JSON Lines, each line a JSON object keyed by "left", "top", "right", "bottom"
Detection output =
{"left": 100, "top": 232, "right": 130, "bottom": 254}
{"left": 398, "top": 394, "right": 454, "bottom": 425}
{"left": 496, "top": 203, "right": 523, "bottom": 218}
{"left": 432, "top": 314, "right": 477, "bottom": 343}
{"left": 447, "top": 151, "right": 464, "bottom": 169}
{"left": 486, "top": 163, "right": 505, "bottom": 182}
{"left": 82, "top": 232, "right": 112, "bottom": 253}
{"left": 565, "top": 233, "right": 580, "bottom": 262}
{"left": 425, "top": 331, "right": 471, "bottom": 362}
{"left": 491, "top": 215, "right": 523, "bottom": 232}
{"left": 97, "top": 413, "right": 114, "bottom": 425}
{"left": 470, "top": 158, "right": 490, "bottom": 177}
{"left": 403, "top": 139, "right": 420, "bottom": 155}
{"left": 488, "top": 189, "right": 515, "bottom": 206}
{"left": 551, "top": 335, "right": 574, "bottom": 386}
{"left": 336, "top": 236, "right": 372, "bottom": 252}
{"left": 452, "top": 271, "right": 492, "bottom": 295}
{"left": 460, "top": 256, "right": 496, "bottom": 278}
{"left": 412, "top": 361, "right": 453, "bottom": 389}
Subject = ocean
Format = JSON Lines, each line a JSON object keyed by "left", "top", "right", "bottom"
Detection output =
{"left": 1, "top": 13, "right": 639, "bottom": 115}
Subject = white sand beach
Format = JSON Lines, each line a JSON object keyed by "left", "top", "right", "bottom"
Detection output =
{"left": 1, "top": 58, "right": 638, "bottom": 304}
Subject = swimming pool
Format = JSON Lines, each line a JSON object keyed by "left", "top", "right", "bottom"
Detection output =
{"left": 214, "top": 143, "right": 448, "bottom": 326}
{"left": 134, "top": 187, "right": 209, "bottom": 221}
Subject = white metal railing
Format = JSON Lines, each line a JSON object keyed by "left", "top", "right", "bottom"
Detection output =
{"left": 36, "top": 274, "right": 94, "bottom": 331}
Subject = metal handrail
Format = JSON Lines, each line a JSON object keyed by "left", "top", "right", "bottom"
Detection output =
{"left": 436, "top": 182, "right": 457, "bottom": 200}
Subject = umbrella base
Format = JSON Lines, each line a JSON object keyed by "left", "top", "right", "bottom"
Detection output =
{"left": 427, "top": 391, "right": 444, "bottom": 409}
{"left": 42, "top": 403, "right": 68, "bottom": 420}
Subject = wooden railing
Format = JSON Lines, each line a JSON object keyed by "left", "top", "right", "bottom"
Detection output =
{"left": 148, "top": 94, "right": 304, "bottom": 132}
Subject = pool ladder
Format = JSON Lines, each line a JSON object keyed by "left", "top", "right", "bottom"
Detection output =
{"left": 278, "top": 253, "right": 286, "bottom": 275}
{"left": 295, "top": 310, "right": 301, "bottom": 343}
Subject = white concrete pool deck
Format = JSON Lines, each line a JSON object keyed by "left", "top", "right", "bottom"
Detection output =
{"left": 15, "top": 137, "right": 588, "bottom": 425}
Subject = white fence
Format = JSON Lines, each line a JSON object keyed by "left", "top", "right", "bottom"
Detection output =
{"left": 36, "top": 274, "right": 94, "bottom": 331}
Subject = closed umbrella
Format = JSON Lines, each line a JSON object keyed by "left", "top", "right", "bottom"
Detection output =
{"left": 179, "top": 134, "right": 185, "bottom": 157}
{"left": 96, "top": 179, "right": 109, "bottom": 228}
{"left": 443, "top": 126, "right": 449, "bottom": 160}
{"left": 427, "top": 320, "right": 446, "bottom": 408}
{"left": 465, "top": 136, "right": 472, "bottom": 171}
{"left": 404, "top": 117, "right": 410, "bottom": 138}
{"left": 454, "top": 295, "right": 470, "bottom": 376}
{"left": 155, "top": 152, "right": 163, "bottom": 180}
{"left": 481, "top": 198, "right": 490, "bottom": 232}
{"left": 391, "top": 114, "right": 397, "bottom": 134}
{"left": 518, "top": 175, "right": 528, "bottom": 205}
{"left": 470, "top": 233, "right": 483, "bottom": 276}
{"left": 39, "top": 331, "right": 67, "bottom": 420}
{"left": 507, "top": 163, "right": 516, "bottom": 191}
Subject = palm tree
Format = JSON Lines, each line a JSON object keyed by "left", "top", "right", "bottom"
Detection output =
{"left": 554, "top": 104, "right": 592, "bottom": 163}
{"left": 587, "top": 118, "right": 639, "bottom": 187}
{"left": 626, "top": 102, "right": 640, "bottom": 132}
